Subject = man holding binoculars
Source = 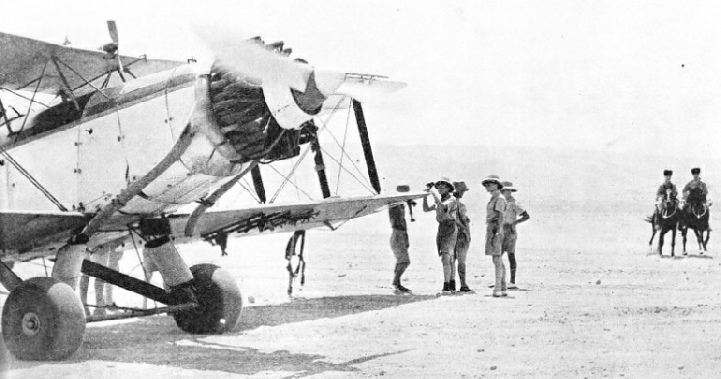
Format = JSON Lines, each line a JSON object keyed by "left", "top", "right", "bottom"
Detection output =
{"left": 423, "top": 177, "right": 459, "bottom": 292}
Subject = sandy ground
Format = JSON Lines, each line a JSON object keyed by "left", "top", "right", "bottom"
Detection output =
{"left": 1, "top": 208, "right": 721, "bottom": 378}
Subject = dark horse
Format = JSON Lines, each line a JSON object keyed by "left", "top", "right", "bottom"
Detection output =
{"left": 647, "top": 189, "right": 680, "bottom": 256}
{"left": 679, "top": 188, "right": 711, "bottom": 255}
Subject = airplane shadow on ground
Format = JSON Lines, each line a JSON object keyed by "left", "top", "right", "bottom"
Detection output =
{"left": 2, "top": 294, "right": 435, "bottom": 377}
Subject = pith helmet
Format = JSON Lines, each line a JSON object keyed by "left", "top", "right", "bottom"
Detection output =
{"left": 481, "top": 175, "right": 503, "bottom": 189}
{"left": 501, "top": 181, "right": 517, "bottom": 192}
{"left": 435, "top": 177, "right": 455, "bottom": 192}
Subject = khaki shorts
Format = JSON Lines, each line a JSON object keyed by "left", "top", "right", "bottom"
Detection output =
{"left": 454, "top": 232, "right": 470, "bottom": 262}
{"left": 436, "top": 220, "right": 458, "bottom": 255}
{"left": 502, "top": 224, "right": 517, "bottom": 254}
{"left": 390, "top": 229, "right": 410, "bottom": 264}
{"left": 485, "top": 224, "right": 502, "bottom": 256}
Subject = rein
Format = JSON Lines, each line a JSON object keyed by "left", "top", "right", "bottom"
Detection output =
{"left": 661, "top": 201, "right": 677, "bottom": 219}
{"left": 661, "top": 205, "right": 677, "bottom": 219}
{"left": 692, "top": 203, "right": 708, "bottom": 219}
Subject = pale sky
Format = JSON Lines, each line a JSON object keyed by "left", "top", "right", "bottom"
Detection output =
{"left": 3, "top": 0, "right": 721, "bottom": 160}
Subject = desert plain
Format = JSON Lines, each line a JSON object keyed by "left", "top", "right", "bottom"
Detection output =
{"left": 1, "top": 145, "right": 720, "bottom": 378}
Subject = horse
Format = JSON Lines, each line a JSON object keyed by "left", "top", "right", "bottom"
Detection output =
{"left": 679, "top": 188, "right": 711, "bottom": 255}
{"left": 647, "top": 189, "right": 680, "bottom": 256}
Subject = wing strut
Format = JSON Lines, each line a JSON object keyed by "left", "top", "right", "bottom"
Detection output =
{"left": 352, "top": 100, "right": 381, "bottom": 193}
{"left": 310, "top": 132, "right": 331, "bottom": 199}
{"left": 251, "top": 165, "right": 267, "bottom": 203}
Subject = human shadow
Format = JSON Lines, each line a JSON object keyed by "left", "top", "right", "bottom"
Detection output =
{"left": 2, "top": 294, "right": 434, "bottom": 376}
{"left": 655, "top": 253, "right": 714, "bottom": 260}
{"left": 679, "top": 253, "right": 714, "bottom": 260}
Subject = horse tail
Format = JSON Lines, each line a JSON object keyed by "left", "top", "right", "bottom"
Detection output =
{"left": 645, "top": 214, "right": 655, "bottom": 224}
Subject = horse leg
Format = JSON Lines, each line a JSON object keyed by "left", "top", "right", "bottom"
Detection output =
{"left": 671, "top": 224, "right": 676, "bottom": 257}
{"left": 703, "top": 229, "right": 711, "bottom": 254}
{"left": 694, "top": 229, "right": 704, "bottom": 254}
{"left": 649, "top": 227, "right": 657, "bottom": 248}
{"left": 681, "top": 227, "right": 688, "bottom": 255}
{"left": 658, "top": 229, "right": 665, "bottom": 256}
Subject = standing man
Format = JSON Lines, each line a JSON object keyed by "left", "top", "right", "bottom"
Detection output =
{"left": 682, "top": 167, "right": 711, "bottom": 210}
{"left": 389, "top": 189, "right": 412, "bottom": 293}
{"left": 501, "top": 181, "right": 530, "bottom": 290}
{"left": 452, "top": 181, "right": 472, "bottom": 292}
{"left": 423, "top": 177, "right": 458, "bottom": 293}
{"left": 482, "top": 175, "right": 507, "bottom": 297}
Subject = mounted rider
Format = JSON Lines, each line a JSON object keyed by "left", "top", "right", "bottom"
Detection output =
{"left": 655, "top": 170, "right": 678, "bottom": 216}
{"left": 681, "top": 167, "right": 711, "bottom": 212}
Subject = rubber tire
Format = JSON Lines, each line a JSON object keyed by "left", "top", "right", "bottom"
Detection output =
{"left": 173, "top": 264, "right": 242, "bottom": 334}
{"left": 2, "top": 277, "right": 86, "bottom": 360}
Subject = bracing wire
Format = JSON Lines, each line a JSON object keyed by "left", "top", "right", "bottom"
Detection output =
{"left": 267, "top": 164, "right": 315, "bottom": 202}
{"left": 323, "top": 127, "right": 375, "bottom": 191}
{"left": 0, "top": 88, "right": 51, "bottom": 108}
{"left": 267, "top": 100, "right": 345, "bottom": 203}
{"left": 335, "top": 99, "right": 353, "bottom": 195}
{"left": 16, "top": 61, "right": 48, "bottom": 139}
{"left": 319, "top": 145, "right": 376, "bottom": 194}
{"left": 237, "top": 177, "right": 262, "bottom": 203}
{"left": 0, "top": 145, "right": 68, "bottom": 211}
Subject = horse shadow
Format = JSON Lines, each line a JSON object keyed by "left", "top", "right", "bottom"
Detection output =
{"left": 1, "top": 294, "right": 435, "bottom": 375}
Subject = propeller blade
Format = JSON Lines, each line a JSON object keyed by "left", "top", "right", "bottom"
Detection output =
{"left": 192, "top": 26, "right": 311, "bottom": 92}
{"left": 107, "top": 20, "right": 119, "bottom": 44}
{"left": 191, "top": 25, "right": 406, "bottom": 104}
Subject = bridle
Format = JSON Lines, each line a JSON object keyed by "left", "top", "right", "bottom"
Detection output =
{"left": 661, "top": 189, "right": 677, "bottom": 219}
{"left": 692, "top": 202, "right": 708, "bottom": 219}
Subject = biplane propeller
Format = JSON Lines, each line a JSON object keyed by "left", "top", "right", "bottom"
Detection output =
{"left": 0, "top": 23, "right": 424, "bottom": 361}
{"left": 100, "top": 20, "right": 127, "bottom": 83}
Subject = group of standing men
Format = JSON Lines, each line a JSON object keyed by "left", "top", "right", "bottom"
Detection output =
{"left": 387, "top": 175, "right": 529, "bottom": 297}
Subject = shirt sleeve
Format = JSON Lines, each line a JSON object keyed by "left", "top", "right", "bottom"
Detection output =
{"left": 494, "top": 197, "right": 507, "bottom": 213}
{"left": 445, "top": 198, "right": 458, "bottom": 217}
{"left": 515, "top": 202, "right": 526, "bottom": 214}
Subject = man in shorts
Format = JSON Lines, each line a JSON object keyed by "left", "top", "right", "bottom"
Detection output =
{"left": 452, "top": 181, "right": 472, "bottom": 292}
{"left": 482, "top": 175, "right": 507, "bottom": 297}
{"left": 501, "top": 181, "right": 530, "bottom": 290}
{"left": 423, "top": 177, "right": 458, "bottom": 292}
{"left": 389, "top": 197, "right": 412, "bottom": 293}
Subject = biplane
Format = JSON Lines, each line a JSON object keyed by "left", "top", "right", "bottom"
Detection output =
{"left": 0, "top": 22, "right": 424, "bottom": 361}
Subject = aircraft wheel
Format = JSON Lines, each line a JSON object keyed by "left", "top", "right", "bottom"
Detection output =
{"left": 173, "top": 264, "right": 242, "bottom": 334}
{"left": 2, "top": 277, "right": 86, "bottom": 360}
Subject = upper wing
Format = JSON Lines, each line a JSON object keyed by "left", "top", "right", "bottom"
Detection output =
{"left": 0, "top": 31, "right": 184, "bottom": 95}
{"left": 0, "top": 210, "right": 88, "bottom": 251}
{"left": 168, "top": 192, "right": 427, "bottom": 240}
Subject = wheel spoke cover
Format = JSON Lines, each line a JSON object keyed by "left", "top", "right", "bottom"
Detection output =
{"left": 2, "top": 277, "right": 86, "bottom": 360}
{"left": 173, "top": 264, "right": 243, "bottom": 334}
